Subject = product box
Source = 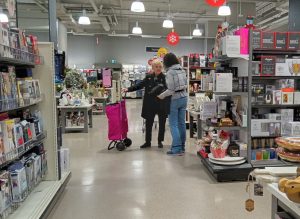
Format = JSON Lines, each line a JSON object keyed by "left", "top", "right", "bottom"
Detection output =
{"left": 294, "top": 92, "right": 300, "bottom": 104}
{"left": 282, "top": 92, "right": 294, "bottom": 104}
{"left": 276, "top": 79, "right": 295, "bottom": 91}
{"left": 221, "top": 35, "right": 240, "bottom": 56}
{"left": 278, "top": 109, "right": 294, "bottom": 135}
{"left": 265, "top": 113, "right": 281, "bottom": 120}
{"left": 262, "top": 32, "right": 275, "bottom": 49}
{"left": 234, "top": 28, "right": 249, "bottom": 54}
{"left": 273, "top": 90, "right": 282, "bottom": 104}
{"left": 251, "top": 119, "right": 281, "bottom": 137}
{"left": 286, "top": 59, "right": 300, "bottom": 76}
{"left": 288, "top": 32, "right": 300, "bottom": 50}
{"left": 213, "top": 73, "right": 232, "bottom": 92}
{"left": 252, "top": 30, "right": 262, "bottom": 49}
{"left": 275, "top": 57, "right": 289, "bottom": 76}
{"left": 236, "top": 142, "right": 247, "bottom": 158}
{"left": 200, "top": 102, "right": 217, "bottom": 121}
{"left": 261, "top": 56, "right": 276, "bottom": 76}
{"left": 285, "top": 122, "right": 300, "bottom": 136}
{"left": 275, "top": 32, "right": 288, "bottom": 49}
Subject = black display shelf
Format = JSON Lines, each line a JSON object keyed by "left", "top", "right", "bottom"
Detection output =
{"left": 197, "top": 152, "right": 252, "bottom": 182}
{"left": 251, "top": 159, "right": 294, "bottom": 168}
{"left": 0, "top": 132, "right": 47, "bottom": 169}
{"left": 252, "top": 76, "right": 300, "bottom": 80}
{"left": 0, "top": 98, "right": 43, "bottom": 113}
{"left": 189, "top": 66, "right": 215, "bottom": 70}
{"left": 253, "top": 49, "right": 300, "bottom": 55}
{"left": 0, "top": 57, "right": 36, "bottom": 68}
{"left": 252, "top": 104, "right": 300, "bottom": 108}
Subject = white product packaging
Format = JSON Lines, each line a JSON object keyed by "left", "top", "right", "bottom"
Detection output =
{"left": 286, "top": 59, "right": 300, "bottom": 76}
{"left": 251, "top": 119, "right": 270, "bottom": 137}
{"left": 221, "top": 35, "right": 241, "bottom": 56}
{"left": 294, "top": 92, "right": 300, "bottom": 104}
{"left": 282, "top": 92, "right": 294, "bottom": 104}
{"left": 213, "top": 73, "right": 233, "bottom": 92}
{"left": 278, "top": 109, "right": 294, "bottom": 135}
{"left": 285, "top": 122, "right": 300, "bottom": 136}
{"left": 272, "top": 90, "right": 282, "bottom": 104}
{"left": 265, "top": 113, "right": 281, "bottom": 121}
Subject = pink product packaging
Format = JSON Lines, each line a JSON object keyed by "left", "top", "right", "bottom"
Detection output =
{"left": 235, "top": 28, "right": 249, "bottom": 55}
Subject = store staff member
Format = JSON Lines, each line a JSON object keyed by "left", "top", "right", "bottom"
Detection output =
{"left": 122, "top": 60, "right": 170, "bottom": 149}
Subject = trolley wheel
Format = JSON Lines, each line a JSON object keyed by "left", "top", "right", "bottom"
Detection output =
{"left": 116, "top": 142, "right": 126, "bottom": 151}
{"left": 124, "top": 138, "right": 132, "bottom": 147}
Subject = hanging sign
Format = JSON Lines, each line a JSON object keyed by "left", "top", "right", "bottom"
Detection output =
{"left": 157, "top": 47, "right": 168, "bottom": 57}
{"left": 206, "top": 0, "right": 225, "bottom": 7}
{"left": 146, "top": 47, "right": 160, "bottom": 53}
{"left": 167, "top": 31, "right": 180, "bottom": 46}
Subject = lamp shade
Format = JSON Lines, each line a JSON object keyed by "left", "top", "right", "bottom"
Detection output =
{"left": 163, "top": 19, "right": 173, "bottom": 28}
{"left": 193, "top": 24, "right": 203, "bottom": 36}
{"left": 218, "top": 5, "right": 231, "bottom": 16}
{"left": 131, "top": 1, "right": 145, "bottom": 12}
{"left": 0, "top": 13, "right": 8, "bottom": 23}
{"left": 132, "top": 21, "right": 142, "bottom": 34}
{"left": 78, "top": 10, "right": 90, "bottom": 25}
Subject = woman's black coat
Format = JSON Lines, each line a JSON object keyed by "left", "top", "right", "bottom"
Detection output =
{"left": 127, "top": 73, "right": 170, "bottom": 119}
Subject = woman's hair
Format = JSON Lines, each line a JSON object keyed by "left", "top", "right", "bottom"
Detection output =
{"left": 152, "top": 59, "right": 163, "bottom": 67}
{"left": 163, "top": 53, "right": 179, "bottom": 68}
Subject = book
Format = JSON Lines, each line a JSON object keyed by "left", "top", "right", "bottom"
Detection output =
{"left": 13, "top": 123, "right": 24, "bottom": 149}
{"left": 2, "top": 120, "right": 16, "bottom": 160}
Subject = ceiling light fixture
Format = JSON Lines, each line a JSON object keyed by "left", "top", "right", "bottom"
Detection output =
{"left": 0, "top": 8, "right": 8, "bottom": 23}
{"left": 131, "top": 0, "right": 145, "bottom": 13}
{"left": 132, "top": 21, "right": 142, "bottom": 34}
{"left": 163, "top": 1, "right": 174, "bottom": 28}
{"left": 218, "top": 1, "right": 231, "bottom": 16}
{"left": 193, "top": 24, "right": 203, "bottom": 37}
{"left": 78, "top": 9, "right": 91, "bottom": 25}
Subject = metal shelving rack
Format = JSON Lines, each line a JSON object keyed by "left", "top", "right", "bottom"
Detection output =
{"left": 247, "top": 30, "right": 300, "bottom": 168}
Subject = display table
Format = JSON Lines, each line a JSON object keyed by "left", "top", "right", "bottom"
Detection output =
{"left": 188, "top": 110, "right": 201, "bottom": 139}
{"left": 268, "top": 183, "right": 300, "bottom": 219}
{"left": 57, "top": 104, "right": 93, "bottom": 133}
{"left": 92, "top": 96, "right": 108, "bottom": 115}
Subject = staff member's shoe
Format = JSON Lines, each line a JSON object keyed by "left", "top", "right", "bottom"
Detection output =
{"left": 158, "top": 142, "right": 163, "bottom": 148}
{"left": 166, "top": 151, "right": 184, "bottom": 156}
{"left": 140, "top": 143, "right": 151, "bottom": 149}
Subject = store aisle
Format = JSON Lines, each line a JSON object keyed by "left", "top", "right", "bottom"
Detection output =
{"left": 48, "top": 99, "right": 270, "bottom": 219}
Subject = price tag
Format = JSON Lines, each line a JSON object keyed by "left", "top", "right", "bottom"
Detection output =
{"left": 254, "top": 183, "right": 264, "bottom": 196}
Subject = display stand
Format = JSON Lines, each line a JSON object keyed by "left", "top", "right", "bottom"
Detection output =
{"left": 57, "top": 104, "right": 93, "bottom": 133}
{"left": 268, "top": 183, "right": 300, "bottom": 219}
{"left": 92, "top": 97, "right": 108, "bottom": 115}
{"left": 6, "top": 42, "right": 71, "bottom": 218}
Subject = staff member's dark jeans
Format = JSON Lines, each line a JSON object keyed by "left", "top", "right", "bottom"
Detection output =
{"left": 145, "top": 114, "right": 167, "bottom": 144}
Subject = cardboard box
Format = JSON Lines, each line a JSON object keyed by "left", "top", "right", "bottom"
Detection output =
{"left": 275, "top": 32, "right": 287, "bottom": 49}
{"left": 261, "top": 56, "right": 276, "bottom": 76}
{"left": 282, "top": 92, "right": 294, "bottom": 104}
{"left": 272, "top": 90, "right": 282, "bottom": 104}
{"left": 286, "top": 122, "right": 300, "bottom": 136}
{"left": 262, "top": 32, "right": 275, "bottom": 49}
{"left": 276, "top": 79, "right": 295, "bottom": 91}
{"left": 286, "top": 59, "right": 300, "bottom": 76}
{"left": 294, "top": 92, "right": 300, "bottom": 104}
{"left": 200, "top": 102, "right": 217, "bottom": 121}
{"left": 252, "top": 30, "right": 262, "bottom": 49}
{"left": 251, "top": 119, "right": 281, "bottom": 137}
{"left": 221, "top": 36, "right": 240, "bottom": 56}
{"left": 275, "top": 57, "right": 290, "bottom": 76}
{"left": 213, "top": 73, "right": 232, "bottom": 92}
{"left": 278, "top": 109, "right": 294, "bottom": 135}
{"left": 234, "top": 28, "right": 249, "bottom": 54}
{"left": 288, "top": 32, "right": 300, "bottom": 50}
{"left": 265, "top": 113, "right": 281, "bottom": 120}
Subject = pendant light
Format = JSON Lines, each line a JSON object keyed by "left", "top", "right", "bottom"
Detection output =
{"left": 0, "top": 8, "right": 8, "bottom": 23}
{"left": 218, "top": 1, "right": 231, "bottom": 16}
{"left": 78, "top": 9, "right": 91, "bottom": 25}
{"left": 131, "top": 0, "right": 145, "bottom": 13}
{"left": 193, "top": 24, "right": 203, "bottom": 37}
{"left": 132, "top": 21, "right": 142, "bottom": 34}
{"left": 163, "top": 1, "right": 174, "bottom": 28}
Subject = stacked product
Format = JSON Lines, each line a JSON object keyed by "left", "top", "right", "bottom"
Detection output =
{"left": 122, "top": 64, "right": 146, "bottom": 98}
{"left": 0, "top": 23, "right": 39, "bottom": 63}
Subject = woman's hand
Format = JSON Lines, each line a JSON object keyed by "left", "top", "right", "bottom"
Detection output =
{"left": 157, "top": 95, "right": 163, "bottom": 100}
{"left": 122, "top": 88, "right": 128, "bottom": 93}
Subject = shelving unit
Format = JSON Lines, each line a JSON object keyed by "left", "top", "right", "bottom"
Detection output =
{"left": 0, "top": 42, "right": 70, "bottom": 219}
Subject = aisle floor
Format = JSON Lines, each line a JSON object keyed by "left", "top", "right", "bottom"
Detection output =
{"left": 48, "top": 99, "right": 271, "bottom": 219}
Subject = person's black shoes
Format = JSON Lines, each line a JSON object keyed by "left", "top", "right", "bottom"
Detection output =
{"left": 140, "top": 143, "right": 151, "bottom": 149}
{"left": 158, "top": 142, "right": 163, "bottom": 148}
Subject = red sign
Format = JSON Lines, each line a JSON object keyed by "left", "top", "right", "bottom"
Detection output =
{"left": 206, "top": 0, "right": 225, "bottom": 7}
{"left": 167, "top": 31, "right": 180, "bottom": 46}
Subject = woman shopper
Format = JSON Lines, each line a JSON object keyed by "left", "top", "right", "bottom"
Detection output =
{"left": 158, "top": 53, "right": 188, "bottom": 156}
{"left": 122, "top": 60, "right": 170, "bottom": 149}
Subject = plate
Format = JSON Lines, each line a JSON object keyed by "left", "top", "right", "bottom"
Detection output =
{"left": 208, "top": 153, "right": 246, "bottom": 162}
{"left": 209, "top": 158, "right": 246, "bottom": 166}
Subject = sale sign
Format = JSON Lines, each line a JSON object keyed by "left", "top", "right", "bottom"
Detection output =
{"left": 167, "top": 31, "right": 180, "bottom": 46}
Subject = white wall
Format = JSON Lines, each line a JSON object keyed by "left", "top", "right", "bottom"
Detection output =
{"left": 67, "top": 35, "right": 215, "bottom": 68}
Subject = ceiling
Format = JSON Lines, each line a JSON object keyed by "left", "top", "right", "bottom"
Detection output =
{"left": 10, "top": 0, "right": 290, "bottom": 37}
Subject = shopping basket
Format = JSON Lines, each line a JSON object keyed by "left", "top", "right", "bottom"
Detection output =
{"left": 105, "top": 93, "right": 132, "bottom": 151}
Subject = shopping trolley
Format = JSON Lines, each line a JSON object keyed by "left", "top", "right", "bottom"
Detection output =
{"left": 105, "top": 93, "right": 132, "bottom": 151}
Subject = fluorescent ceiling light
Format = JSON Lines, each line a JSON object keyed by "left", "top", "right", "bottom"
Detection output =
{"left": 163, "top": 19, "right": 173, "bottom": 28}
{"left": 218, "top": 4, "right": 231, "bottom": 16}
{"left": 193, "top": 24, "right": 203, "bottom": 36}
{"left": 132, "top": 21, "right": 142, "bottom": 34}
{"left": 131, "top": 1, "right": 145, "bottom": 12}
{"left": 0, "top": 8, "right": 8, "bottom": 23}
{"left": 78, "top": 9, "right": 91, "bottom": 25}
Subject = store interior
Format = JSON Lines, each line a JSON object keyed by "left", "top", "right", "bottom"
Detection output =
{"left": 1, "top": 0, "right": 300, "bottom": 218}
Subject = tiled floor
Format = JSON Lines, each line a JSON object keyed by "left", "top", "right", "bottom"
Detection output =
{"left": 48, "top": 99, "right": 271, "bottom": 219}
